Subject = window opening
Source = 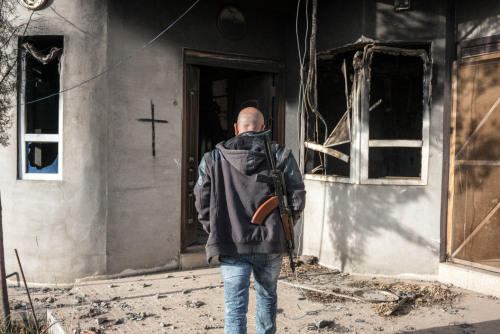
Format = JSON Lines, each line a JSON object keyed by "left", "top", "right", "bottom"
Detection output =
{"left": 19, "top": 36, "right": 63, "bottom": 179}
{"left": 304, "top": 44, "right": 431, "bottom": 185}
{"left": 367, "top": 51, "right": 425, "bottom": 179}
{"left": 305, "top": 48, "right": 360, "bottom": 178}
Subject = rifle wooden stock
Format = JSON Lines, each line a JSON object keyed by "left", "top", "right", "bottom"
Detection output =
{"left": 251, "top": 196, "right": 278, "bottom": 225}
{"left": 252, "top": 197, "right": 295, "bottom": 246}
{"left": 280, "top": 214, "right": 295, "bottom": 242}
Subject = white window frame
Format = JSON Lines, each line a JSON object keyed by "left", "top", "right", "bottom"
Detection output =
{"left": 360, "top": 47, "right": 430, "bottom": 185}
{"left": 18, "top": 48, "right": 63, "bottom": 181}
{"left": 304, "top": 45, "right": 431, "bottom": 186}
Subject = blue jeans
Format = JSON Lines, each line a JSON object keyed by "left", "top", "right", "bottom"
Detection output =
{"left": 219, "top": 253, "right": 283, "bottom": 334}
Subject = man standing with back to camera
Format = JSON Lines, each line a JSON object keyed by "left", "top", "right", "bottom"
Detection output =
{"left": 194, "top": 107, "right": 306, "bottom": 334}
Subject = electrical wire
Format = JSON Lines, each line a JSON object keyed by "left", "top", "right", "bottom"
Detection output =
{"left": 7, "top": 0, "right": 200, "bottom": 109}
{"left": 295, "top": 0, "right": 307, "bottom": 275}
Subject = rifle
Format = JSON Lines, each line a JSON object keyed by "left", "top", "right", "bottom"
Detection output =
{"left": 250, "top": 130, "right": 296, "bottom": 272}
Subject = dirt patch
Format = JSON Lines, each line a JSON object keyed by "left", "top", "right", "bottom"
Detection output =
{"left": 6, "top": 262, "right": 500, "bottom": 333}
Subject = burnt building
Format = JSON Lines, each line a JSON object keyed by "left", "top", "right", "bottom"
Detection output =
{"left": 0, "top": 0, "right": 499, "bottom": 296}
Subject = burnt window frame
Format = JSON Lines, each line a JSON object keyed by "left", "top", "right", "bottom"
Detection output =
{"left": 359, "top": 46, "right": 431, "bottom": 185}
{"left": 303, "top": 44, "right": 431, "bottom": 185}
{"left": 18, "top": 36, "right": 64, "bottom": 180}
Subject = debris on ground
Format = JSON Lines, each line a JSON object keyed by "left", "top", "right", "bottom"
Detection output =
{"left": 299, "top": 255, "right": 319, "bottom": 265}
{"left": 280, "top": 258, "right": 460, "bottom": 318}
{"left": 185, "top": 300, "right": 205, "bottom": 308}
{"left": 350, "top": 281, "right": 459, "bottom": 316}
{"left": 6, "top": 263, "right": 497, "bottom": 333}
{"left": 281, "top": 256, "right": 337, "bottom": 276}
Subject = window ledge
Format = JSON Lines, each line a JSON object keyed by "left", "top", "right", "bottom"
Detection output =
{"left": 304, "top": 174, "right": 353, "bottom": 184}
{"left": 361, "top": 177, "right": 427, "bottom": 186}
{"left": 304, "top": 174, "right": 428, "bottom": 186}
{"left": 21, "top": 173, "right": 62, "bottom": 181}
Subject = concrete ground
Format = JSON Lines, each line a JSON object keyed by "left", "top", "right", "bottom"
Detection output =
{"left": 7, "top": 262, "right": 500, "bottom": 334}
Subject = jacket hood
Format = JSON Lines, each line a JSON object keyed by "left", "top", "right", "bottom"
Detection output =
{"left": 216, "top": 131, "right": 287, "bottom": 175}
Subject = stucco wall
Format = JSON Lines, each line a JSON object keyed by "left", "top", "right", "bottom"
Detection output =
{"left": 7, "top": 0, "right": 496, "bottom": 283}
{"left": 298, "top": 0, "right": 447, "bottom": 276}
{"left": 0, "top": 0, "right": 292, "bottom": 283}
{"left": 104, "top": 0, "right": 289, "bottom": 275}
{"left": 0, "top": 0, "right": 109, "bottom": 283}
{"left": 456, "top": 0, "right": 500, "bottom": 42}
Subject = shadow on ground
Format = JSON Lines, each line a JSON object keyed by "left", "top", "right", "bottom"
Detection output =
{"left": 406, "top": 319, "right": 500, "bottom": 334}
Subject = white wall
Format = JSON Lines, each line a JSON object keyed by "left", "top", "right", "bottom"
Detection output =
{"left": 298, "top": 0, "right": 448, "bottom": 276}
{"left": 0, "top": 0, "right": 109, "bottom": 283}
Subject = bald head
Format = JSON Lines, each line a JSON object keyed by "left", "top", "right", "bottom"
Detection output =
{"left": 234, "top": 107, "right": 265, "bottom": 135}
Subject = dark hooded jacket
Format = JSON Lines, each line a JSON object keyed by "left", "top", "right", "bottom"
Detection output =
{"left": 194, "top": 131, "right": 306, "bottom": 262}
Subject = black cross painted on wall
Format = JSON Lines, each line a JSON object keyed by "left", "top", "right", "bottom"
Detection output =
{"left": 137, "top": 100, "right": 168, "bottom": 157}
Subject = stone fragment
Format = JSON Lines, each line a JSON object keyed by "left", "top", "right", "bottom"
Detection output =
{"left": 12, "top": 302, "right": 22, "bottom": 310}
{"left": 307, "top": 323, "right": 317, "bottom": 330}
{"left": 314, "top": 319, "right": 333, "bottom": 328}
{"left": 96, "top": 317, "right": 107, "bottom": 325}
{"left": 299, "top": 255, "right": 318, "bottom": 265}
{"left": 185, "top": 300, "right": 205, "bottom": 308}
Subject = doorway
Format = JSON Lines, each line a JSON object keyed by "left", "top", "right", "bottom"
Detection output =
{"left": 447, "top": 49, "right": 500, "bottom": 274}
{"left": 181, "top": 51, "right": 284, "bottom": 250}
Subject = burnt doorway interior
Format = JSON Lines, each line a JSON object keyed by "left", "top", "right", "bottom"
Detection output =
{"left": 182, "top": 62, "right": 281, "bottom": 249}
{"left": 198, "top": 66, "right": 275, "bottom": 159}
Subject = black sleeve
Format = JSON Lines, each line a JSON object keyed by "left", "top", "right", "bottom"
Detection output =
{"left": 194, "top": 153, "right": 211, "bottom": 233}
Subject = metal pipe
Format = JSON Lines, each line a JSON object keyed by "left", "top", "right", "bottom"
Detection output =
{"left": 14, "top": 249, "right": 40, "bottom": 333}
{"left": 5, "top": 272, "right": 17, "bottom": 279}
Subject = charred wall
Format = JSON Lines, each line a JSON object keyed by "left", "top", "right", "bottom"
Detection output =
{"left": 104, "top": 0, "right": 291, "bottom": 274}
{"left": 298, "top": 0, "right": 449, "bottom": 275}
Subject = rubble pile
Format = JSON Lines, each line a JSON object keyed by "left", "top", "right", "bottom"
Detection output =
{"left": 302, "top": 289, "right": 352, "bottom": 304}
{"left": 351, "top": 280, "right": 458, "bottom": 316}
{"left": 281, "top": 256, "right": 333, "bottom": 276}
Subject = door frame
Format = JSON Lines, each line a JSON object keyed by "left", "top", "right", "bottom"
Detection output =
{"left": 446, "top": 35, "right": 500, "bottom": 272}
{"left": 181, "top": 49, "right": 285, "bottom": 251}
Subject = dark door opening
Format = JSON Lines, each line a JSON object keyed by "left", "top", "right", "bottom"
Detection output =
{"left": 182, "top": 57, "right": 284, "bottom": 250}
